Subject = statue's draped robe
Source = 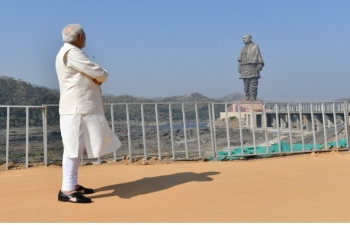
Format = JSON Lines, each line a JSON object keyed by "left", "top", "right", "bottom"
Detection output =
{"left": 237, "top": 42, "right": 264, "bottom": 79}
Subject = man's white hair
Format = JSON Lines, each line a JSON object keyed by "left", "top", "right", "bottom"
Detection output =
{"left": 62, "top": 24, "right": 84, "bottom": 43}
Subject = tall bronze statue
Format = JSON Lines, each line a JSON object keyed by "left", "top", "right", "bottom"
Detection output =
{"left": 237, "top": 34, "right": 264, "bottom": 101}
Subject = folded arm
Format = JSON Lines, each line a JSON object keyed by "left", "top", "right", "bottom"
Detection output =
{"left": 67, "top": 48, "right": 108, "bottom": 83}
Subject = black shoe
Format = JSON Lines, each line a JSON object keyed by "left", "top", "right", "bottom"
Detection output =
{"left": 58, "top": 190, "right": 92, "bottom": 203}
{"left": 76, "top": 185, "right": 94, "bottom": 194}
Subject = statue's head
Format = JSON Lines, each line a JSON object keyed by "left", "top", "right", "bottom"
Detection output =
{"left": 243, "top": 34, "right": 252, "bottom": 44}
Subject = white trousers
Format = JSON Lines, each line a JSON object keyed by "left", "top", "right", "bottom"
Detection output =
{"left": 61, "top": 115, "right": 86, "bottom": 191}
{"left": 60, "top": 112, "right": 121, "bottom": 191}
{"left": 61, "top": 150, "right": 84, "bottom": 191}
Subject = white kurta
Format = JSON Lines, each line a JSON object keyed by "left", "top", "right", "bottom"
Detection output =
{"left": 60, "top": 112, "right": 121, "bottom": 158}
{"left": 56, "top": 43, "right": 121, "bottom": 158}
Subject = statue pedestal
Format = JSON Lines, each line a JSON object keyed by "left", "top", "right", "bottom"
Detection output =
{"left": 229, "top": 100, "right": 263, "bottom": 113}
{"left": 233, "top": 100, "right": 262, "bottom": 104}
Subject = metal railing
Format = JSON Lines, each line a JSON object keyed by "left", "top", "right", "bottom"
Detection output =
{"left": 264, "top": 101, "right": 346, "bottom": 113}
{"left": 1, "top": 101, "right": 349, "bottom": 170}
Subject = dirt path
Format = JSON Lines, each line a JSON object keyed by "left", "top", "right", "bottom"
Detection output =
{"left": 1, "top": 151, "right": 350, "bottom": 222}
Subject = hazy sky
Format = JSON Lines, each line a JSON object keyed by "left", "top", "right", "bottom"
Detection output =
{"left": 0, "top": 0, "right": 349, "bottom": 102}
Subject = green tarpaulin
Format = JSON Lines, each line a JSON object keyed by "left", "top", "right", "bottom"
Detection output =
{"left": 209, "top": 138, "right": 347, "bottom": 161}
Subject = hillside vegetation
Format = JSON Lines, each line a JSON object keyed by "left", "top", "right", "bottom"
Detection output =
{"left": 0, "top": 76, "right": 244, "bottom": 127}
{"left": 0, "top": 76, "right": 60, "bottom": 105}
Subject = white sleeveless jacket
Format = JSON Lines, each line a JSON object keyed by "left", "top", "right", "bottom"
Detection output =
{"left": 55, "top": 43, "right": 108, "bottom": 115}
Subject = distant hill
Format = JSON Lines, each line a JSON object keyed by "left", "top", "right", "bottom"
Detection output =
{"left": 4, "top": 75, "right": 350, "bottom": 105}
{"left": 0, "top": 76, "right": 244, "bottom": 105}
{"left": 0, "top": 76, "right": 234, "bottom": 127}
{"left": 0, "top": 76, "right": 61, "bottom": 127}
{"left": 0, "top": 76, "right": 60, "bottom": 105}
{"left": 102, "top": 94, "right": 155, "bottom": 103}
{"left": 162, "top": 92, "right": 218, "bottom": 103}
{"left": 334, "top": 98, "right": 350, "bottom": 102}
{"left": 217, "top": 93, "right": 245, "bottom": 102}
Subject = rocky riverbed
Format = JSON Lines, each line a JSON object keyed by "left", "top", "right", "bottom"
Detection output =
{"left": 1, "top": 119, "right": 346, "bottom": 165}
{"left": 0, "top": 120, "right": 278, "bottom": 164}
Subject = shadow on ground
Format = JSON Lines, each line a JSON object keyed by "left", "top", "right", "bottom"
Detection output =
{"left": 91, "top": 171, "right": 220, "bottom": 199}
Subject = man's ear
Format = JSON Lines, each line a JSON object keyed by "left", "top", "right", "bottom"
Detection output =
{"left": 78, "top": 34, "right": 83, "bottom": 41}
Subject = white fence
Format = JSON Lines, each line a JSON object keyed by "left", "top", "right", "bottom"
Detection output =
{"left": 1, "top": 101, "right": 349, "bottom": 170}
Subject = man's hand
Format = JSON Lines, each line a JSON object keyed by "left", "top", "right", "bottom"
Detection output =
{"left": 92, "top": 78, "right": 102, "bottom": 85}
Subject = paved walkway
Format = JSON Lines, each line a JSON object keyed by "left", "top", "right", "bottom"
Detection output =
{"left": 1, "top": 151, "right": 350, "bottom": 222}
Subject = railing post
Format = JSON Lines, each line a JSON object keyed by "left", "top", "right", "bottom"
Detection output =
{"left": 126, "top": 104, "right": 132, "bottom": 162}
{"left": 26, "top": 107, "right": 29, "bottom": 169}
{"left": 211, "top": 102, "right": 217, "bottom": 155}
{"left": 6, "top": 107, "right": 10, "bottom": 170}
{"left": 263, "top": 102, "right": 269, "bottom": 153}
{"left": 225, "top": 103, "right": 231, "bottom": 156}
{"left": 275, "top": 103, "right": 281, "bottom": 153}
{"left": 208, "top": 102, "right": 216, "bottom": 158}
{"left": 310, "top": 102, "right": 317, "bottom": 151}
{"left": 250, "top": 102, "right": 257, "bottom": 154}
{"left": 155, "top": 104, "right": 161, "bottom": 160}
{"left": 182, "top": 103, "right": 188, "bottom": 158}
{"left": 238, "top": 102, "right": 243, "bottom": 155}
{"left": 141, "top": 104, "right": 147, "bottom": 161}
{"left": 344, "top": 101, "right": 350, "bottom": 149}
{"left": 287, "top": 103, "right": 293, "bottom": 152}
{"left": 42, "top": 105, "right": 47, "bottom": 167}
{"left": 110, "top": 104, "right": 116, "bottom": 162}
{"left": 332, "top": 102, "right": 339, "bottom": 149}
{"left": 276, "top": 103, "right": 282, "bottom": 153}
{"left": 298, "top": 103, "right": 305, "bottom": 151}
{"left": 169, "top": 103, "right": 175, "bottom": 159}
{"left": 321, "top": 102, "right": 328, "bottom": 150}
{"left": 195, "top": 103, "right": 201, "bottom": 157}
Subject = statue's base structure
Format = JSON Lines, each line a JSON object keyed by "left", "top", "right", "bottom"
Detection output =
{"left": 220, "top": 100, "right": 264, "bottom": 129}
{"left": 238, "top": 99, "right": 262, "bottom": 103}
{"left": 227, "top": 100, "right": 263, "bottom": 112}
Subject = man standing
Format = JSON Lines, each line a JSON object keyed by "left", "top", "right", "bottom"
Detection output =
{"left": 237, "top": 34, "right": 264, "bottom": 101}
{"left": 56, "top": 24, "right": 121, "bottom": 203}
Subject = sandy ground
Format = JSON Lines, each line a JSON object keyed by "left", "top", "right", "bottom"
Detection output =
{"left": 1, "top": 151, "right": 350, "bottom": 223}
